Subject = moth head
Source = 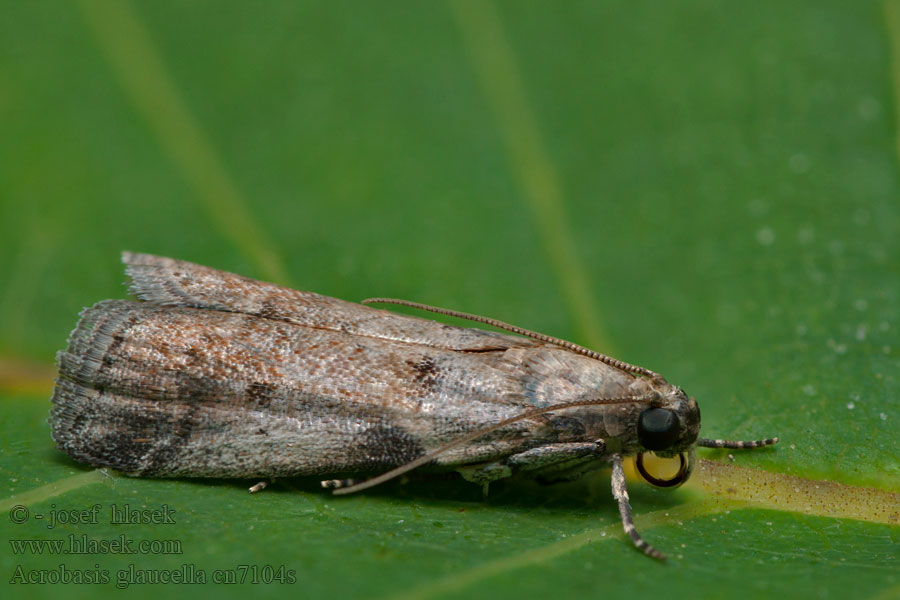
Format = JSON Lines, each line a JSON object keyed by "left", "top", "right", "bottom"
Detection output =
{"left": 635, "top": 387, "right": 700, "bottom": 488}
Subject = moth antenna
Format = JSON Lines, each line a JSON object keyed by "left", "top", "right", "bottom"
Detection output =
{"left": 331, "top": 394, "right": 656, "bottom": 495}
{"left": 362, "top": 298, "right": 662, "bottom": 381}
{"left": 697, "top": 437, "right": 779, "bottom": 449}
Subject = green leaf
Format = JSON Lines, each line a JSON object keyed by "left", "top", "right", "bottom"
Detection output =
{"left": 1, "top": 1, "right": 897, "bottom": 599}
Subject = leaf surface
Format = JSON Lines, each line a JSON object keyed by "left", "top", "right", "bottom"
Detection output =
{"left": 1, "top": 1, "right": 897, "bottom": 599}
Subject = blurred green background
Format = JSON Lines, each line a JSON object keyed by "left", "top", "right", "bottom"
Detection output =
{"left": 1, "top": 1, "right": 898, "bottom": 599}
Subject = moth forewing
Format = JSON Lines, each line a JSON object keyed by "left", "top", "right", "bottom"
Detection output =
{"left": 50, "top": 253, "right": 778, "bottom": 562}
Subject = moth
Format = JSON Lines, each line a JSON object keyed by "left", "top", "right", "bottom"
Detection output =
{"left": 50, "top": 253, "right": 777, "bottom": 559}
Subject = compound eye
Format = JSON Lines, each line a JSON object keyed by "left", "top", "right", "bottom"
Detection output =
{"left": 638, "top": 408, "right": 680, "bottom": 451}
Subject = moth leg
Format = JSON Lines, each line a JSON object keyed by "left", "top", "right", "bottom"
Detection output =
{"left": 456, "top": 462, "right": 513, "bottom": 496}
{"left": 458, "top": 441, "right": 605, "bottom": 495}
{"left": 249, "top": 479, "right": 274, "bottom": 493}
{"left": 321, "top": 478, "right": 360, "bottom": 490}
{"left": 506, "top": 441, "right": 606, "bottom": 472}
{"left": 609, "top": 454, "right": 665, "bottom": 560}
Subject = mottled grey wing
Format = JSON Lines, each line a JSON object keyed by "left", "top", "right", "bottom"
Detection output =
{"left": 50, "top": 300, "right": 551, "bottom": 478}
{"left": 123, "top": 252, "right": 538, "bottom": 353}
